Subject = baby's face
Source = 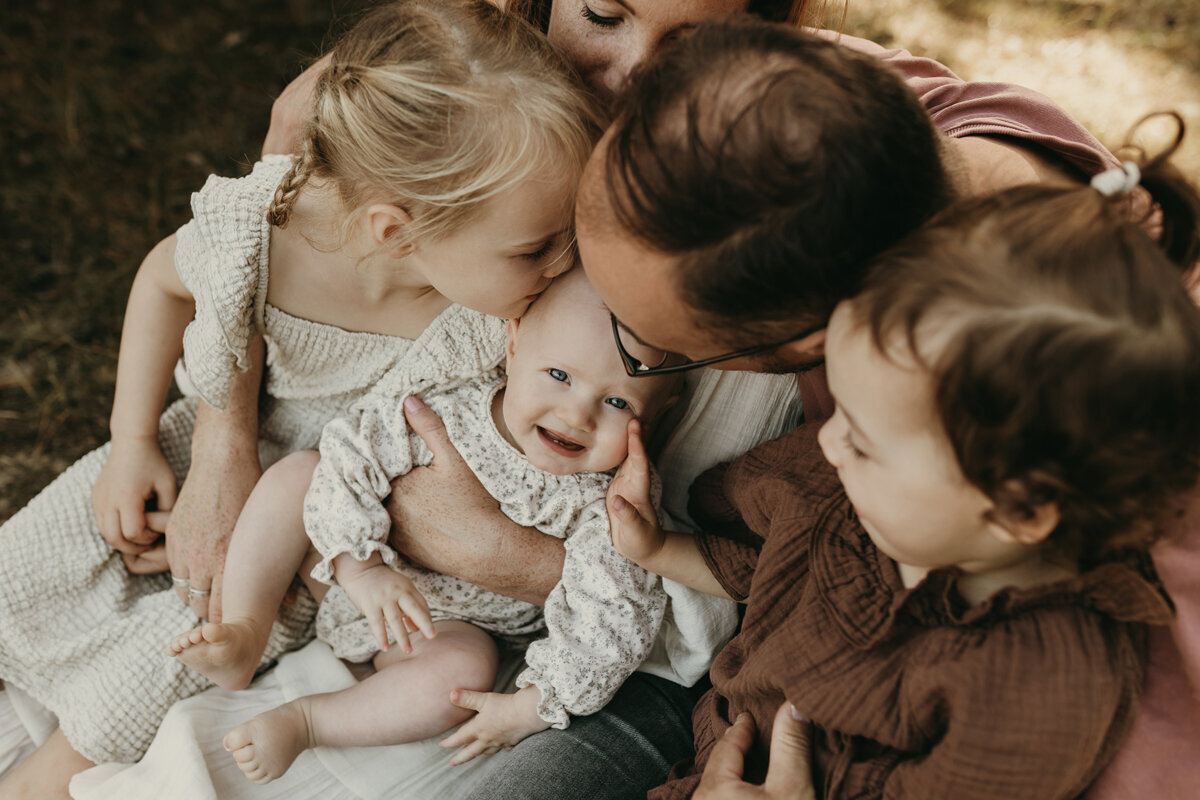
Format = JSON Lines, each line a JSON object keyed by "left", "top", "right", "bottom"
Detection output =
{"left": 502, "top": 271, "right": 677, "bottom": 475}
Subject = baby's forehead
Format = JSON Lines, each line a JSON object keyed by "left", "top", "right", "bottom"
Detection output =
{"left": 525, "top": 267, "right": 605, "bottom": 318}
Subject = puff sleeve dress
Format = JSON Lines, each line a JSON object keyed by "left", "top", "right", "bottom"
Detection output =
{"left": 0, "top": 156, "right": 505, "bottom": 764}
{"left": 306, "top": 371, "right": 668, "bottom": 727}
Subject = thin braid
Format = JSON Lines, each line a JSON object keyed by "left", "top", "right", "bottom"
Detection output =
{"left": 266, "top": 139, "right": 316, "bottom": 228}
{"left": 262, "top": 1, "right": 598, "bottom": 243}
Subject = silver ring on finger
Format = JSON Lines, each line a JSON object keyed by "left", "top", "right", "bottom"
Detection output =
{"left": 188, "top": 587, "right": 211, "bottom": 599}
{"left": 171, "top": 575, "right": 189, "bottom": 588}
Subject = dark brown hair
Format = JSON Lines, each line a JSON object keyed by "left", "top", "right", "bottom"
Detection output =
{"left": 603, "top": 17, "right": 952, "bottom": 345}
{"left": 854, "top": 117, "right": 1200, "bottom": 561}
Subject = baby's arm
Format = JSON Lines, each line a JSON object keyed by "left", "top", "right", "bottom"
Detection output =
{"left": 608, "top": 420, "right": 733, "bottom": 600}
{"left": 331, "top": 550, "right": 434, "bottom": 654}
{"left": 305, "top": 391, "right": 438, "bottom": 648}
{"left": 92, "top": 234, "right": 194, "bottom": 556}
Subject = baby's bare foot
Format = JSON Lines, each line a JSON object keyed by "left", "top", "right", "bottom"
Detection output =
{"left": 224, "top": 701, "right": 313, "bottom": 785}
{"left": 168, "top": 621, "right": 263, "bottom": 690}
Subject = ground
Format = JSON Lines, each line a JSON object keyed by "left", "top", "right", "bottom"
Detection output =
{"left": 1, "top": 0, "right": 1197, "bottom": 521}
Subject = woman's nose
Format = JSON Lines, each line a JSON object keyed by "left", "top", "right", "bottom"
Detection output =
{"left": 597, "top": 43, "right": 650, "bottom": 100}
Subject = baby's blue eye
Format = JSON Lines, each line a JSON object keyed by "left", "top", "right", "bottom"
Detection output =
{"left": 605, "top": 397, "right": 629, "bottom": 410}
{"left": 548, "top": 368, "right": 569, "bottom": 383}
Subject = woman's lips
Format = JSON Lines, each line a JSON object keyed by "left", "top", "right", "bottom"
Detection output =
{"left": 537, "top": 426, "right": 585, "bottom": 457}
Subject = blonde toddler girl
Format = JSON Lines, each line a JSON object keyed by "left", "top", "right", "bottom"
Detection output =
{"left": 0, "top": 0, "right": 597, "bottom": 788}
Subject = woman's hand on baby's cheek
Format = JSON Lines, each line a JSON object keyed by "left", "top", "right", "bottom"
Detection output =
{"left": 607, "top": 419, "right": 665, "bottom": 563}
{"left": 440, "top": 686, "right": 550, "bottom": 766}
{"left": 695, "top": 703, "right": 816, "bottom": 800}
{"left": 92, "top": 435, "right": 178, "bottom": 555}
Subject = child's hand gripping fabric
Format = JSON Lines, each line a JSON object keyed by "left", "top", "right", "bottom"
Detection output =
{"left": 91, "top": 436, "right": 178, "bottom": 560}
{"left": 439, "top": 685, "right": 551, "bottom": 765}
{"left": 334, "top": 552, "right": 437, "bottom": 654}
{"left": 606, "top": 420, "right": 666, "bottom": 563}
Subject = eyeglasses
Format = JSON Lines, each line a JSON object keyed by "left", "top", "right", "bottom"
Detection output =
{"left": 610, "top": 313, "right": 825, "bottom": 378}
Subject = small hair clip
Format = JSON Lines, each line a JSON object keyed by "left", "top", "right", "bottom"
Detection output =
{"left": 1090, "top": 161, "right": 1141, "bottom": 197}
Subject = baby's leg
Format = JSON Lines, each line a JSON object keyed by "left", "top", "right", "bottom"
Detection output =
{"left": 168, "top": 450, "right": 324, "bottom": 690}
{"left": 224, "top": 619, "right": 498, "bottom": 784}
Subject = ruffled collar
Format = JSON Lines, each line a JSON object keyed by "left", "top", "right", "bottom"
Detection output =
{"left": 433, "top": 372, "right": 611, "bottom": 537}
{"left": 811, "top": 493, "right": 1175, "bottom": 650}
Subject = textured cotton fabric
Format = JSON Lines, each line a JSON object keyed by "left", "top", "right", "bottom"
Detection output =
{"left": 0, "top": 157, "right": 504, "bottom": 763}
{"left": 307, "top": 370, "right": 667, "bottom": 727}
{"left": 653, "top": 425, "right": 1173, "bottom": 800}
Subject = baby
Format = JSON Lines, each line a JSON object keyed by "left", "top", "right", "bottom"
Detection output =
{"left": 169, "top": 267, "right": 681, "bottom": 783}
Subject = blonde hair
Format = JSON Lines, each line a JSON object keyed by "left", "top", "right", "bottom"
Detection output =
{"left": 267, "top": 0, "right": 602, "bottom": 247}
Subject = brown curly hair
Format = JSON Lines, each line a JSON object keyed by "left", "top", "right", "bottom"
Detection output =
{"left": 852, "top": 116, "right": 1200, "bottom": 564}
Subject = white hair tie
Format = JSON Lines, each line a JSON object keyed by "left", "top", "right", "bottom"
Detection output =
{"left": 1090, "top": 161, "right": 1141, "bottom": 197}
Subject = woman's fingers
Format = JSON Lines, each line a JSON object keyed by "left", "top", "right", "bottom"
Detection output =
{"left": 144, "top": 509, "right": 172, "bottom": 534}
{"left": 121, "top": 544, "right": 170, "bottom": 574}
{"left": 208, "top": 570, "right": 224, "bottom": 623}
{"left": 705, "top": 712, "right": 755, "bottom": 784}
{"left": 188, "top": 577, "right": 213, "bottom": 620}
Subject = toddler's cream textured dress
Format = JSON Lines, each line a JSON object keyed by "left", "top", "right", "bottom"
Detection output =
{"left": 0, "top": 155, "right": 504, "bottom": 763}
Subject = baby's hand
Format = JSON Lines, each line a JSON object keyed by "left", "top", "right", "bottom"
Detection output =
{"left": 440, "top": 686, "right": 550, "bottom": 765}
{"left": 607, "top": 419, "right": 666, "bottom": 564}
{"left": 338, "top": 563, "right": 435, "bottom": 654}
{"left": 92, "top": 435, "right": 178, "bottom": 556}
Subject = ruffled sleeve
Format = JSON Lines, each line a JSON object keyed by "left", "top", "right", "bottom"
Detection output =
{"left": 173, "top": 155, "right": 293, "bottom": 409}
{"left": 516, "top": 498, "right": 667, "bottom": 728}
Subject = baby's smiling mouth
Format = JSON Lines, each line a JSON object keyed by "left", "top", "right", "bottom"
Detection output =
{"left": 538, "top": 426, "right": 585, "bottom": 454}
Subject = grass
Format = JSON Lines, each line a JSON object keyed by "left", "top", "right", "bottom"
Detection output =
{"left": 0, "top": 0, "right": 373, "bottom": 519}
{"left": 839, "top": 0, "right": 1200, "bottom": 173}
{"left": 2, "top": 0, "right": 1197, "bottom": 521}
